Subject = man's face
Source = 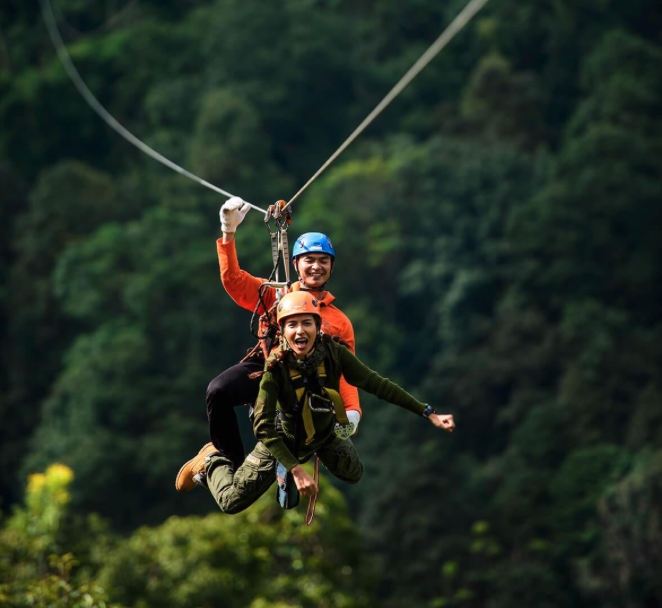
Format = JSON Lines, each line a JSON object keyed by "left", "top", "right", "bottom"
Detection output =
{"left": 294, "top": 253, "right": 333, "bottom": 289}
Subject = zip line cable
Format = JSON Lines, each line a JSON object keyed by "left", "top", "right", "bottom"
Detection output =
{"left": 284, "top": 0, "right": 491, "bottom": 211}
{"left": 39, "top": 0, "right": 266, "bottom": 214}
{"left": 41, "top": 0, "right": 489, "bottom": 216}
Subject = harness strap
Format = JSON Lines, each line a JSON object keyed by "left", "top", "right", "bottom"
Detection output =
{"left": 269, "top": 232, "right": 279, "bottom": 278}
{"left": 288, "top": 362, "right": 350, "bottom": 444}
{"left": 289, "top": 361, "right": 327, "bottom": 399}
{"left": 282, "top": 231, "right": 291, "bottom": 285}
{"left": 322, "top": 389, "right": 349, "bottom": 426}
{"left": 301, "top": 403, "right": 316, "bottom": 445}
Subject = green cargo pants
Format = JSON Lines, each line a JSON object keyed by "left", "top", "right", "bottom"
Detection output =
{"left": 206, "top": 435, "right": 364, "bottom": 514}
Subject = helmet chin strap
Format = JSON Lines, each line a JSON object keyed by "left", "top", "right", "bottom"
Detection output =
{"left": 298, "top": 280, "right": 329, "bottom": 291}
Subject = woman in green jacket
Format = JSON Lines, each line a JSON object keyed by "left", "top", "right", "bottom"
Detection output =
{"left": 178, "top": 291, "right": 454, "bottom": 512}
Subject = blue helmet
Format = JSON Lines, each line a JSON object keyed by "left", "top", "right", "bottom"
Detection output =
{"left": 292, "top": 232, "right": 335, "bottom": 259}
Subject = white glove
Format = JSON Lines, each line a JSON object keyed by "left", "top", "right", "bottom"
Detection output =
{"left": 220, "top": 197, "right": 250, "bottom": 233}
{"left": 347, "top": 409, "right": 361, "bottom": 433}
{"left": 334, "top": 410, "right": 361, "bottom": 440}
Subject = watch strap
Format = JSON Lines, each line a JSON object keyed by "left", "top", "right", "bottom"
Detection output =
{"left": 422, "top": 405, "right": 436, "bottom": 418}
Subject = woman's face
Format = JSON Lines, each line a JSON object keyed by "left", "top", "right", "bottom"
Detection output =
{"left": 282, "top": 313, "right": 318, "bottom": 359}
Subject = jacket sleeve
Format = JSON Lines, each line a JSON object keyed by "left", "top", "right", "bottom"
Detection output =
{"left": 337, "top": 345, "right": 427, "bottom": 416}
{"left": 253, "top": 370, "right": 300, "bottom": 471}
{"left": 337, "top": 317, "right": 361, "bottom": 415}
{"left": 217, "top": 238, "right": 276, "bottom": 313}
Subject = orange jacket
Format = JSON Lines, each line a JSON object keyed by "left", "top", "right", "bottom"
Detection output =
{"left": 217, "top": 238, "right": 361, "bottom": 415}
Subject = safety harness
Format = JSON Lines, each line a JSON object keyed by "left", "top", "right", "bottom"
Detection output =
{"left": 281, "top": 359, "right": 350, "bottom": 524}
{"left": 245, "top": 201, "right": 351, "bottom": 525}
{"left": 288, "top": 361, "right": 349, "bottom": 444}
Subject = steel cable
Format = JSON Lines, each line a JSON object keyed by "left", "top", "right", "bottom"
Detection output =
{"left": 39, "top": 0, "right": 266, "bottom": 213}
{"left": 284, "top": 0, "right": 491, "bottom": 211}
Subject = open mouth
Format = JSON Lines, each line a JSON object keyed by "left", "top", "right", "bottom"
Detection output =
{"left": 294, "top": 337, "right": 309, "bottom": 349}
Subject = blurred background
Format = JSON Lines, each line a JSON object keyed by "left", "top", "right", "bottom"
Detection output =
{"left": 1, "top": 1, "right": 662, "bottom": 606}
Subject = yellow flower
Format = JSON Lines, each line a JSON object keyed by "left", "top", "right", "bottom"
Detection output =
{"left": 27, "top": 473, "right": 47, "bottom": 495}
{"left": 46, "top": 463, "right": 75, "bottom": 486}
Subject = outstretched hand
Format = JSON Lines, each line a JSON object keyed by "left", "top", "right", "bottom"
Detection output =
{"left": 290, "top": 464, "right": 318, "bottom": 496}
{"left": 429, "top": 413, "right": 455, "bottom": 433}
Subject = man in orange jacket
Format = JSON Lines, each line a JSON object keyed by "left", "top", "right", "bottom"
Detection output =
{"left": 176, "top": 197, "right": 361, "bottom": 489}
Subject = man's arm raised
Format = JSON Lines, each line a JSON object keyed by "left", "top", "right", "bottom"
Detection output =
{"left": 217, "top": 198, "right": 276, "bottom": 313}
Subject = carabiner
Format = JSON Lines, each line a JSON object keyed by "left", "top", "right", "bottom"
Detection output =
{"left": 264, "top": 204, "right": 276, "bottom": 237}
{"left": 307, "top": 393, "right": 334, "bottom": 413}
{"left": 264, "top": 200, "right": 292, "bottom": 236}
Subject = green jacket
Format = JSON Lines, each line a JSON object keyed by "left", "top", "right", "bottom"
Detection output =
{"left": 253, "top": 340, "right": 427, "bottom": 471}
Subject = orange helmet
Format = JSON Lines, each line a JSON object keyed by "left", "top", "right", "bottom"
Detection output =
{"left": 276, "top": 291, "right": 321, "bottom": 325}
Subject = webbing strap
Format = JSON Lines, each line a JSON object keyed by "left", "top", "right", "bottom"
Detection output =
{"left": 301, "top": 403, "right": 316, "bottom": 445}
{"left": 282, "top": 232, "right": 291, "bottom": 285}
{"left": 289, "top": 362, "right": 327, "bottom": 402}
{"left": 323, "top": 388, "right": 349, "bottom": 426}
{"left": 287, "top": 363, "right": 349, "bottom": 442}
{"left": 270, "top": 232, "right": 279, "bottom": 282}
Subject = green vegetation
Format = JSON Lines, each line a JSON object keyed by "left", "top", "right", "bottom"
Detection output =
{"left": 0, "top": 464, "right": 371, "bottom": 607}
{"left": 1, "top": 0, "right": 661, "bottom": 606}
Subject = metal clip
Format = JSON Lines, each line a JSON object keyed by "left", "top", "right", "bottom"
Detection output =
{"left": 264, "top": 204, "right": 276, "bottom": 237}
{"left": 264, "top": 200, "right": 292, "bottom": 236}
{"left": 275, "top": 200, "right": 292, "bottom": 231}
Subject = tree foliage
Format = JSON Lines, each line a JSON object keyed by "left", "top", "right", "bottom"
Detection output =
{"left": 1, "top": 0, "right": 661, "bottom": 606}
{"left": 0, "top": 464, "right": 372, "bottom": 607}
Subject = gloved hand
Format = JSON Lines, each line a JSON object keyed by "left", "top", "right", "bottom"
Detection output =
{"left": 334, "top": 409, "right": 361, "bottom": 440}
{"left": 347, "top": 409, "right": 361, "bottom": 434}
{"left": 220, "top": 197, "right": 250, "bottom": 233}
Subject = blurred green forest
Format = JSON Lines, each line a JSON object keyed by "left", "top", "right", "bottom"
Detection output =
{"left": 1, "top": 0, "right": 662, "bottom": 606}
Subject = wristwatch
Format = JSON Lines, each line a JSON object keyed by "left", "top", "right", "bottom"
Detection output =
{"left": 422, "top": 405, "right": 436, "bottom": 418}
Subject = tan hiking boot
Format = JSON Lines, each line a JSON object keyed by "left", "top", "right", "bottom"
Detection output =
{"left": 175, "top": 442, "right": 219, "bottom": 493}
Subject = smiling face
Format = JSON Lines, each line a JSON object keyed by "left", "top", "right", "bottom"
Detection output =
{"left": 282, "top": 313, "right": 319, "bottom": 359}
{"left": 294, "top": 253, "right": 333, "bottom": 291}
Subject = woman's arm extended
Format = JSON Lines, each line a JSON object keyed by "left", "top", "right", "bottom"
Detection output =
{"left": 337, "top": 344, "right": 455, "bottom": 432}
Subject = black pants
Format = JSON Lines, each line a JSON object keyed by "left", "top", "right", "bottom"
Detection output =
{"left": 206, "top": 358, "right": 264, "bottom": 470}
